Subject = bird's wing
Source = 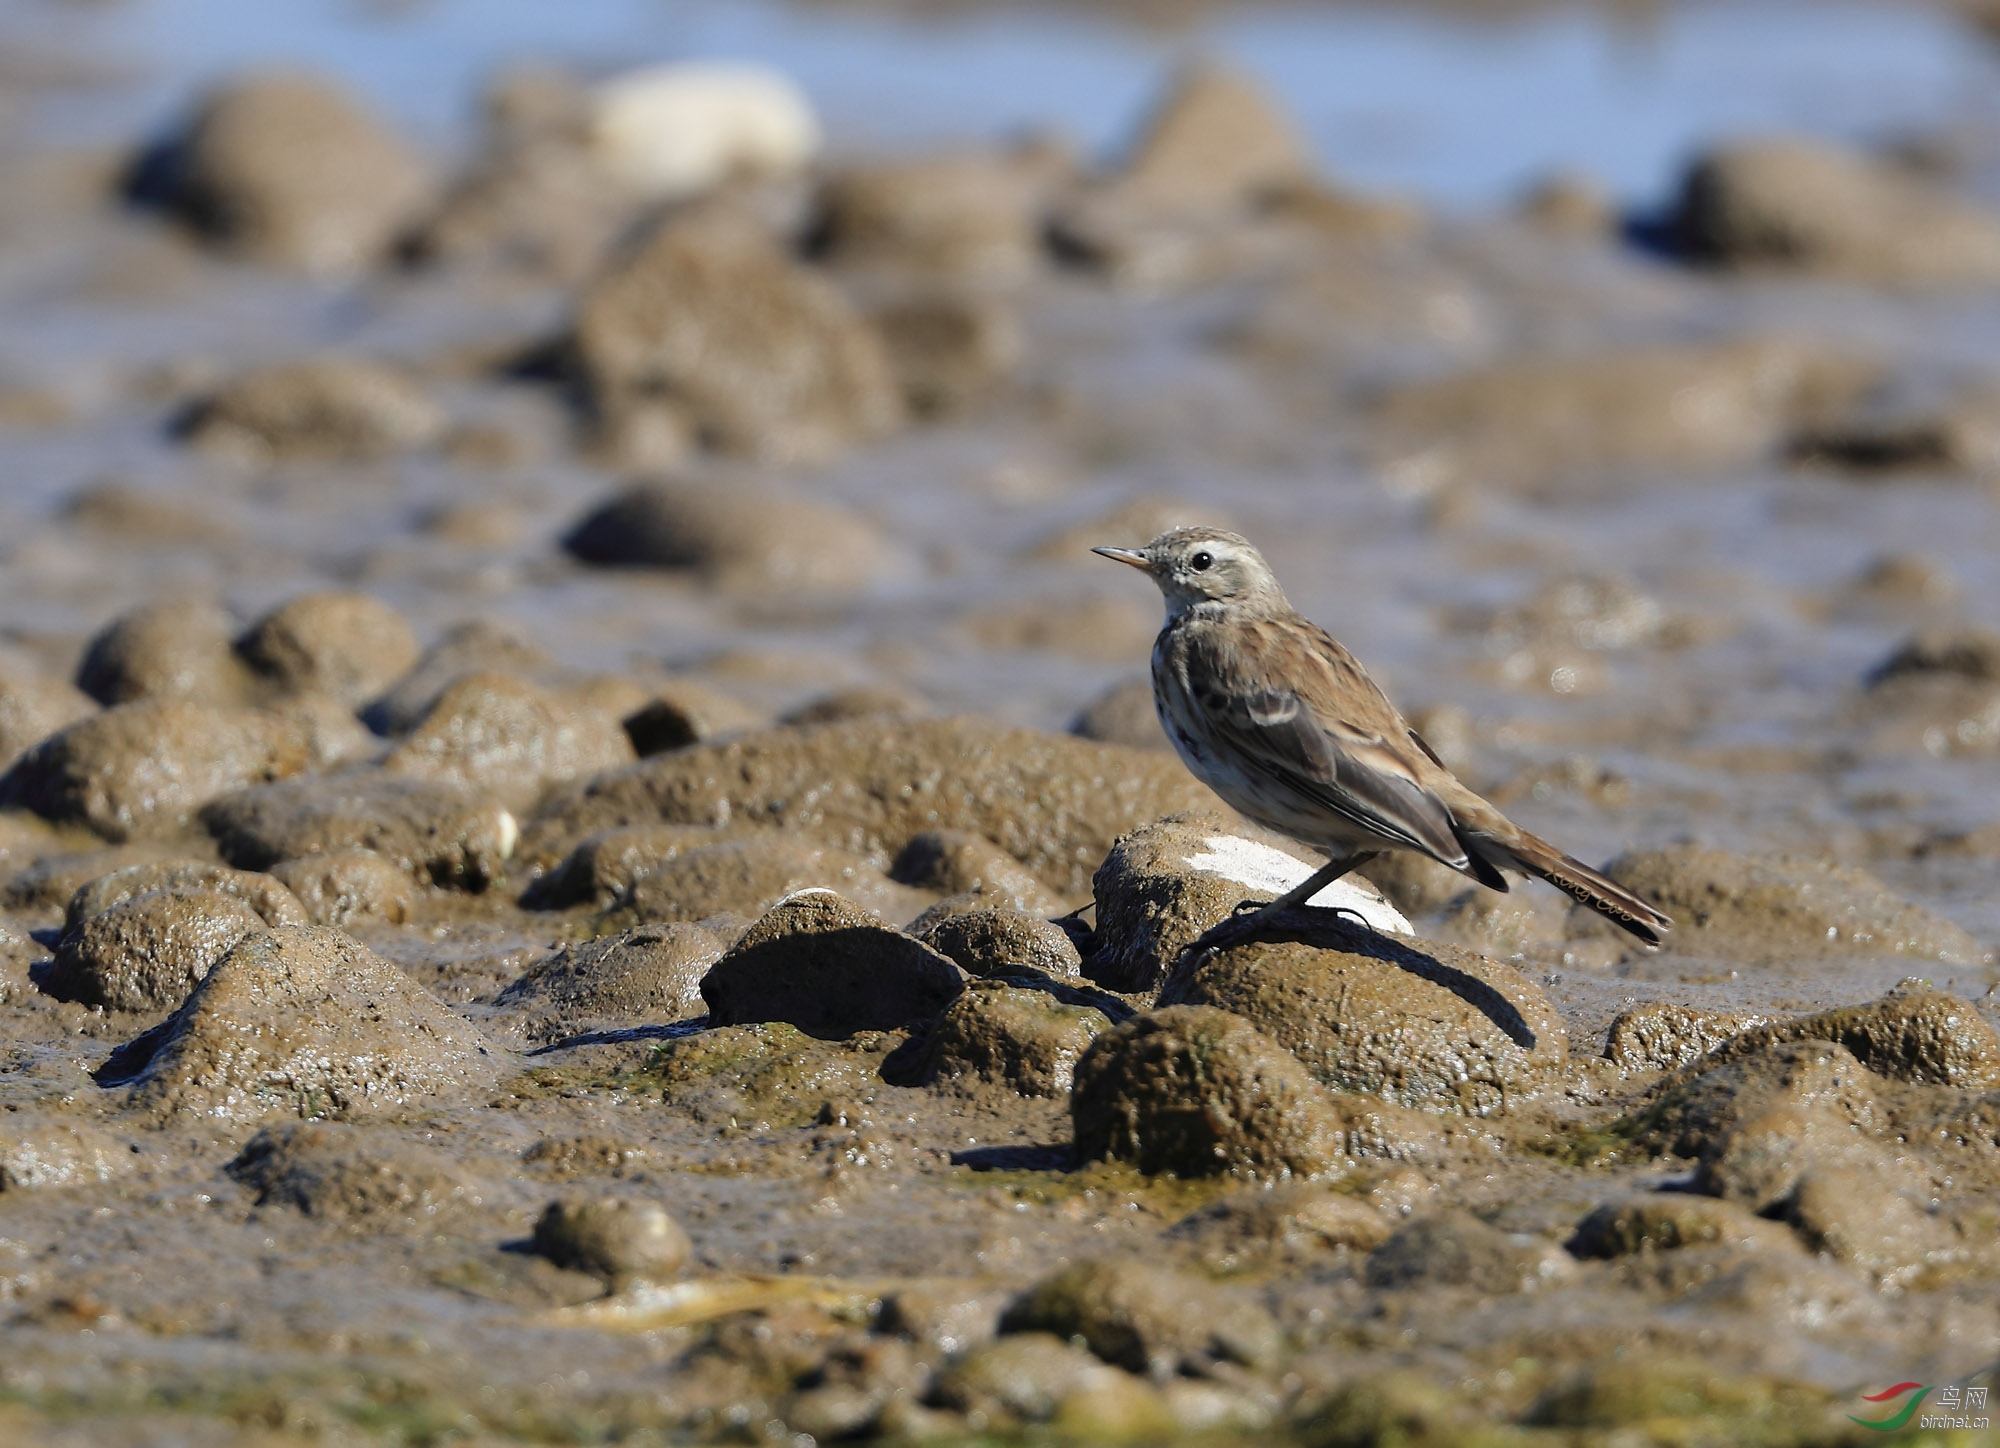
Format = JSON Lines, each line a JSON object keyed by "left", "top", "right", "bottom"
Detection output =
{"left": 1187, "top": 614, "right": 1470, "bottom": 867}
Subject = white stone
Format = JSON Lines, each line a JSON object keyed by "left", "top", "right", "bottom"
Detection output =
{"left": 589, "top": 63, "right": 821, "bottom": 200}
{"left": 1182, "top": 834, "right": 1413, "bottom": 935}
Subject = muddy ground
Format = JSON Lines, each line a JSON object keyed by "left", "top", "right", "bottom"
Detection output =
{"left": 0, "top": 6, "right": 1997, "bottom": 1446}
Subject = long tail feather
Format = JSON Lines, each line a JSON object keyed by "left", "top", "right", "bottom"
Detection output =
{"left": 1485, "top": 830, "right": 1671, "bottom": 946}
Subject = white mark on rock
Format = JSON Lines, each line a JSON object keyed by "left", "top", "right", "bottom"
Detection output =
{"left": 1183, "top": 835, "right": 1413, "bottom": 936}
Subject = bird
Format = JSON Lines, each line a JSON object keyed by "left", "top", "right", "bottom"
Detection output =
{"left": 1094, "top": 526, "right": 1670, "bottom": 947}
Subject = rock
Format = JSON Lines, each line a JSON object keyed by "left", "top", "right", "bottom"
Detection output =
{"left": 61, "top": 859, "right": 308, "bottom": 938}
{"left": 621, "top": 837, "right": 928, "bottom": 926}
{"left": 0, "top": 842, "right": 181, "bottom": 916}
{"left": 1569, "top": 1195, "right": 1798, "bottom": 1258}
{"left": 1517, "top": 171, "right": 1617, "bottom": 237}
{"left": 571, "top": 211, "right": 902, "bottom": 466}
{"left": 47, "top": 866, "right": 301, "bottom": 1010}
{"left": 1698, "top": 981, "right": 2000, "bottom": 1089}
{"left": 531, "top": 1195, "right": 692, "bottom": 1282}
{"left": 622, "top": 681, "right": 766, "bottom": 755}
{"left": 0, "top": 663, "right": 94, "bottom": 771}
{"left": 930, "top": 1334, "right": 1152, "bottom": 1427}
{"left": 1071, "top": 1005, "right": 1352, "bottom": 1180}
{"left": 1168, "top": 1184, "right": 1395, "bottom": 1272}
{"left": 780, "top": 682, "right": 932, "bottom": 729}
{"left": 890, "top": 830, "right": 1065, "bottom": 914}
{"left": 1160, "top": 914, "right": 1568, "bottom": 1114}
{"left": 1785, "top": 1165, "right": 1950, "bottom": 1285}
{"left": 1112, "top": 63, "right": 1314, "bottom": 215}
{"left": 1089, "top": 816, "right": 1411, "bottom": 993}
{"left": 75, "top": 598, "right": 255, "bottom": 708}
{"left": 363, "top": 620, "right": 555, "bottom": 736}
{"left": 1364, "top": 1210, "right": 1574, "bottom": 1293}
{"left": 1870, "top": 626, "right": 2000, "bottom": 686}
{"left": 563, "top": 476, "right": 898, "bottom": 592}
{"left": 0, "top": 1120, "right": 136, "bottom": 1190}
{"left": 203, "top": 773, "right": 515, "bottom": 889}
{"left": 587, "top": 63, "right": 818, "bottom": 201}
{"left": 119, "top": 926, "right": 502, "bottom": 1120}
{"left": 870, "top": 290, "right": 1023, "bottom": 419}
{"left": 1373, "top": 340, "right": 1871, "bottom": 495}
{"left": 180, "top": 359, "right": 444, "bottom": 462}
{"left": 813, "top": 151, "right": 1047, "bottom": 284}
{"left": 916, "top": 909, "right": 1083, "bottom": 981}
{"left": 1604, "top": 1003, "right": 1766, "bottom": 1074}
{"left": 382, "top": 671, "right": 635, "bottom": 812}
{"left": 1667, "top": 136, "right": 2000, "bottom": 284}
{"left": 495, "top": 923, "right": 722, "bottom": 1042}
{"left": 228, "top": 1121, "right": 477, "bottom": 1219}
{"left": 920, "top": 982, "right": 1109, "bottom": 1097}
{"left": 236, "top": 592, "right": 421, "bottom": 706}
{"left": 269, "top": 848, "right": 420, "bottom": 926}
{"left": 1069, "top": 677, "right": 1169, "bottom": 752}
{"left": 1603, "top": 846, "right": 1988, "bottom": 965}
{"left": 700, "top": 891, "right": 963, "bottom": 1038}
{"left": 525, "top": 823, "right": 726, "bottom": 909}
{"left": 1002, "top": 1258, "right": 1281, "bottom": 1388}
{"left": 650, "top": 1021, "right": 893, "bottom": 1130}
{"left": 525, "top": 716, "right": 1218, "bottom": 898}
{"left": 150, "top": 72, "right": 430, "bottom": 273}
{"left": 1853, "top": 626, "right": 2000, "bottom": 757}
{"left": 1, "top": 702, "right": 312, "bottom": 841}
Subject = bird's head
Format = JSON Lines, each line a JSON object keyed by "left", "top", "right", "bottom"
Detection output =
{"left": 1093, "top": 527, "right": 1287, "bottom": 616}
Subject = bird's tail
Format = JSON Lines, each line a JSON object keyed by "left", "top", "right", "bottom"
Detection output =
{"left": 1475, "top": 827, "right": 1671, "bottom": 946}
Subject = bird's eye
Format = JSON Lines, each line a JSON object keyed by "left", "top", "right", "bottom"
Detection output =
{"left": 1190, "top": 551, "right": 1214, "bottom": 572}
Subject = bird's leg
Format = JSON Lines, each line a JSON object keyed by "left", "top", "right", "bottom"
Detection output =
{"left": 1194, "top": 851, "right": 1379, "bottom": 957}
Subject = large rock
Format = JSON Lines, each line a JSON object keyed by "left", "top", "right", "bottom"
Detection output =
{"left": 999, "top": 1256, "right": 1282, "bottom": 1380}
{"left": 526, "top": 717, "right": 1215, "bottom": 898}
{"left": 237, "top": 592, "right": 421, "bottom": 707}
{"left": 228, "top": 1121, "right": 479, "bottom": 1221}
{"left": 891, "top": 829, "right": 1067, "bottom": 915}
{"left": 494, "top": 923, "right": 723, "bottom": 1043}
{"left": 382, "top": 671, "right": 635, "bottom": 811}
{"left": 269, "top": 848, "right": 420, "bottom": 927}
{"left": 620, "top": 836, "right": 929, "bottom": 926}
{"left": 48, "top": 886, "right": 273, "bottom": 1010}
{"left": 1, "top": 702, "right": 313, "bottom": 840}
{"left": 1687, "top": 981, "right": 2000, "bottom": 1089}
{"left": 180, "top": 359, "right": 444, "bottom": 462}
{"left": 813, "top": 151, "right": 1048, "bottom": 284}
{"left": 362, "top": 619, "right": 556, "bottom": 736}
{"left": 916, "top": 909, "right": 1083, "bottom": 982}
{"left": 1667, "top": 137, "right": 2000, "bottom": 284}
{"left": 1159, "top": 916, "right": 1568, "bottom": 1114}
{"left": 1603, "top": 846, "right": 1988, "bottom": 965}
{"left": 61, "top": 859, "right": 308, "bottom": 938}
{"left": 203, "top": 773, "right": 515, "bottom": 889}
{"left": 699, "top": 891, "right": 964, "bottom": 1038}
{"left": 116, "top": 926, "right": 503, "bottom": 1120}
{"left": 571, "top": 211, "right": 903, "bottom": 466}
{"left": 148, "top": 72, "right": 431, "bottom": 273}
{"left": 0, "top": 661, "right": 94, "bottom": 773}
{"left": 75, "top": 598, "right": 256, "bottom": 708}
{"left": 563, "top": 476, "right": 898, "bottom": 592}
{"left": 1072, "top": 1005, "right": 1353, "bottom": 1180}
{"left": 1111, "top": 63, "right": 1314, "bottom": 215}
{"left": 919, "top": 981, "right": 1109, "bottom": 1098}
{"left": 525, "top": 822, "right": 732, "bottom": 909}
{"left": 1089, "top": 815, "right": 1411, "bottom": 992}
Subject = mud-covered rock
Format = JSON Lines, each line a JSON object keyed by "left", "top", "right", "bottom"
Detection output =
{"left": 532, "top": 1195, "right": 691, "bottom": 1282}
{"left": 622, "top": 680, "right": 767, "bottom": 755}
{"left": 781, "top": 682, "right": 933, "bottom": 729}
{"left": 1168, "top": 1184, "right": 1396, "bottom": 1272}
{"left": 525, "top": 823, "right": 727, "bottom": 909}
{"left": 61, "top": 859, "right": 306, "bottom": 937}
{"left": 363, "top": 620, "right": 556, "bottom": 736}
{"left": 75, "top": 598, "right": 256, "bottom": 708}
{"left": 890, "top": 830, "right": 1065, "bottom": 915}
{"left": 1569, "top": 1195, "right": 1798, "bottom": 1258}
{"left": 236, "top": 592, "right": 421, "bottom": 705}
{"left": 571, "top": 211, "right": 902, "bottom": 466}
{"left": 916, "top": 909, "right": 1083, "bottom": 981}
{"left": 1000, "top": 1256, "right": 1282, "bottom": 1380}
{"left": 563, "top": 476, "right": 897, "bottom": 592}
{"left": 1373, "top": 339, "right": 1870, "bottom": 494}
{"left": 1160, "top": 914, "right": 1567, "bottom": 1114}
{"left": 1603, "top": 845, "right": 1987, "bottom": 965}
{"left": 496, "top": 923, "right": 722, "bottom": 1042}
{"left": 1785, "top": 1165, "right": 1951, "bottom": 1285}
{"left": 1111, "top": 62, "right": 1313, "bottom": 216}
{"left": 268, "top": 849, "right": 420, "bottom": 927}
{"left": 1069, "top": 677, "right": 1169, "bottom": 752}
{"left": 650, "top": 1021, "right": 894, "bottom": 1129}
{"left": 382, "top": 671, "right": 635, "bottom": 811}
{"left": 1699, "top": 981, "right": 2000, "bottom": 1089}
{"left": 622, "top": 837, "right": 929, "bottom": 925}
{"left": 870, "top": 290, "right": 1023, "bottom": 418}
{"left": 203, "top": 773, "right": 515, "bottom": 889}
{"left": 181, "top": 359, "right": 445, "bottom": 462}
{"left": 1604, "top": 1003, "right": 1766, "bottom": 1075}
{"left": 228, "top": 1121, "right": 478, "bottom": 1220}
{"left": 526, "top": 716, "right": 1217, "bottom": 897}
{"left": 930, "top": 1334, "right": 1161, "bottom": 1429}
{"left": 0, "top": 663, "right": 95, "bottom": 771}
{"left": 1090, "top": 816, "right": 1411, "bottom": 992}
{"left": 1667, "top": 137, "right": 2000, "bottom": 284}
{"left": 701, "top": 891, "right": 963, "bottom": 1038}
{"left": 119, "top": 925, "right": 502, "bottom": 1121}
{"left": 46, "top": 889, "right": 267, "bottom": 1009}
{"left": 2, "top": 701, "right": 313, "bottom": 840}
{"left": 1365, "top": 1210, "right": 1574, "bottom": 1293}
{"left": 0, "top": 1120, "right": 137, "bottom": 1190}
{"left": 920, "top": 982, "right": 1108, "bottom": 1097}
{"left": 814, "top": 150, "right": 1049, "bottom": 283}
{"left": 1070, "top": 1005, "right": 1351, "bottom": 1180}
{"left": 0, "top": 843, "right": 182, "bottom": 916}
{"left": 148, "top": 72, "right": 431, "bottom": 273}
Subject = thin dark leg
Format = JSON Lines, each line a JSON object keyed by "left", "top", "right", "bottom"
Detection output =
{"left": 1189, "top": 851, "right": 1381, "bottom": 960}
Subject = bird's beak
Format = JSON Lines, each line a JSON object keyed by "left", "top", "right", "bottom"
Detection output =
{"left": 1092, "top": 546, "right": 1151, "bottom": 571}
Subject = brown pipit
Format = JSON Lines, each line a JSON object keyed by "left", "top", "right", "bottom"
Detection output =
{"left": 1095, "top": 527, "right": 1670, "bottom": 946}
